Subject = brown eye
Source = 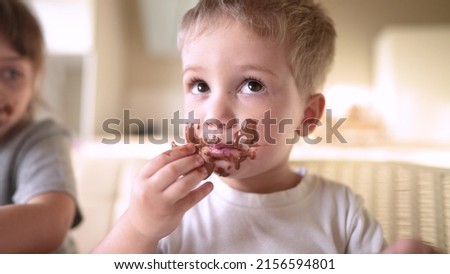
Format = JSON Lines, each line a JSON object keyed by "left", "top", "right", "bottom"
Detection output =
{"left": 191, "top": 81, "right": 210, "bottom": 94}
{"left": 248, "top": 81, "right": 263, "bottom": 92}
{"left": 1, "top": 69, "right": 22, "bottom": 80}
{"left": 241, "top": 79, "right": 265, "bottom": 94}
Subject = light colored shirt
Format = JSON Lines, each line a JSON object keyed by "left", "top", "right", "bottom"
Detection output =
{"left": 0, "top": 119, "right": 82, "bottom": 253}
{"left": 159, "top": 170, "right": 385, "bottom": 253}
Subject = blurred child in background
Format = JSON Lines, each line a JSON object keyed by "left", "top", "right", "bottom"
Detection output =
{"left": 0, "top": 0, "right": 82, "bottom": 253}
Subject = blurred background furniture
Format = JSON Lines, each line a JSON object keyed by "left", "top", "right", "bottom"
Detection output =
{"left": 291, "top": 159, "right": 450, "bottom": 252}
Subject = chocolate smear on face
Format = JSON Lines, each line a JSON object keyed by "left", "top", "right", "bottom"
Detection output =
{"left": 233, "top": 119, "right": 259, "bottom": 145}
{"left": 175, "top": 119, "right": 259, "bottom": 177}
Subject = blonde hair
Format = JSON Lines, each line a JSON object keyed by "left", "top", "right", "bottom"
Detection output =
{"left": 178, "top": 0, "right": 336, "bottom": 97}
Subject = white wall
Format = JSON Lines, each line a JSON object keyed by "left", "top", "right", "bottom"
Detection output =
{"left": 374, "top": 26, "right": 450, "bottom": 144}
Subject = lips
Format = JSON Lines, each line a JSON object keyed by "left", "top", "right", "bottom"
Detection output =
{"left": 200, "top": 145, "right": 241, "bottom": 160}
{"left": 206, "top": 145, "right": 240, "bottom": 156}
{"left": 0, "top": 105, "right": 13, "bottom": 114}
{"left": 177, "top": 119, "right": 259, "bottom": 177}
{"left": 0, "top": 105, "right": 12, "bottom": 124}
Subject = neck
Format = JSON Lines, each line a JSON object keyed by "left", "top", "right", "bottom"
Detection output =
{"left": 221, "top": 163, "right": 302, "bottom": 194}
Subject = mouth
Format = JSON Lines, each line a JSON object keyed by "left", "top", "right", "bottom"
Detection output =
{"left": 0, "top": 105, "right": 12, "bottom": 124}
{"left": 172, "top": 119, "right": 259, "bottom": 177}
{"left": 0, "top": 105, "right": 12, "bottom": 113}
{"left": 205, "top": 144, "right": 243, "bottom": 156}
{"left": 200, "top": 144, "right": 256, "bottom": 174}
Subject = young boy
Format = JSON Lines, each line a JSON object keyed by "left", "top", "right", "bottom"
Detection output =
{"left": 93, "top": 0, "right": 438, "bottom": 254}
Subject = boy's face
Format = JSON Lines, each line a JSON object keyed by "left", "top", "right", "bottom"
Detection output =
{"left": 0, "top": 34, "right": 34, "bottom": 142}
{"left": 181, "top": 20, "right": 322, "bottom": 186}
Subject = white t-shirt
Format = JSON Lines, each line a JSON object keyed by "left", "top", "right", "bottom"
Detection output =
{"left": 159, "top": 170, "right": 385, "bottom": 253}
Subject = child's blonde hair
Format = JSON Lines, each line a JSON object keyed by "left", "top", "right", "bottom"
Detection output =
{"left": 178, "top": 0, "right": 336, "bottom": 97}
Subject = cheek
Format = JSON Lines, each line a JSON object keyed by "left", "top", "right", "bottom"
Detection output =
{"left": 184, "top": 98, "right": 204, "bottom": 117}
{"left": 249, "top": 142, "right": 291, "bottom": 170}
{"left": 11, "top": 87, "right": 33, "bottom": 112}
{"left": 255, "top": 110, "right": 302, "bottom": 146}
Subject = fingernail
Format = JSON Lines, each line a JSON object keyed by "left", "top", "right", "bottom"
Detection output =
{"left": 188, "top": 143, "right": 197, "bottom": 153}
{"left": 181, "top": 143, "right": 194, "bottom": 153}
{"left": 196, "top": 154, "right": 204, "bottom": 164}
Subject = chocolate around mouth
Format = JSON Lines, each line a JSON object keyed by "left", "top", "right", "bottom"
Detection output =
{"left": 173, "top": 119, "right": 259, "bottom": 177}
{"left": 0, "top": 105, "right": 13, "bottom": 115}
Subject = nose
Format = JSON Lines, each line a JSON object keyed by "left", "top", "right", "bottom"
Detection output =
{"left": 204, "top": 90, "right": 237, "bottom": 127}
{"left": 203, "top": 91, "right": 239, "bottom": 143}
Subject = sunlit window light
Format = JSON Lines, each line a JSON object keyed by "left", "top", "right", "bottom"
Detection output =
{"left": 27, "top": 0, "right": 94, "bottom": 54}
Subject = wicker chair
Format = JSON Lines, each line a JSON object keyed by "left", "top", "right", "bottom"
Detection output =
{"left": 291, "top": 160, "right": 450, "bottom": 252}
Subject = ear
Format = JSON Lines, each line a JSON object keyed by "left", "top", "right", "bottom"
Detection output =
{"left": 298, "top": 93, "right": 325, "bottom": 137}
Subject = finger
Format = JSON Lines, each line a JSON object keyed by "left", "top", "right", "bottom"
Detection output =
{"left": 138, "top": 144, "right": 196, "bottom": 178}
{"left": 151, "top": 153, "right": 205, "bottom": 191}
{"left": 163, "top": 166, "right": 208, "bottom": 200}
{"left": 176, "top": 181, "right": 214, "bottom": 212}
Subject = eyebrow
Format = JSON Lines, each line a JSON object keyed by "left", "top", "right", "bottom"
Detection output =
{"left": 183, "top": 64, "right": 278, "bottom": 77}
{"left": 238, "top": 64, "right": 278, "bottom": 77}
{"left": 0, "top": 56, "right": 26, "bottom": 63}
{"left": 183, "top": 65, "right": 205, "bottom": 75}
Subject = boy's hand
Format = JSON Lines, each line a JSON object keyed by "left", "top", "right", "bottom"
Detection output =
{"left": 381, "top": 239, "right": 444, "bottom": 254}
{"left": 126, "top": 143, "right": 213, "bottom": 246}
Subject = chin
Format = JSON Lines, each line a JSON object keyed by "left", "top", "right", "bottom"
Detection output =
{"left": 210, "top": 159, "right": 235, "bottom": 177}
